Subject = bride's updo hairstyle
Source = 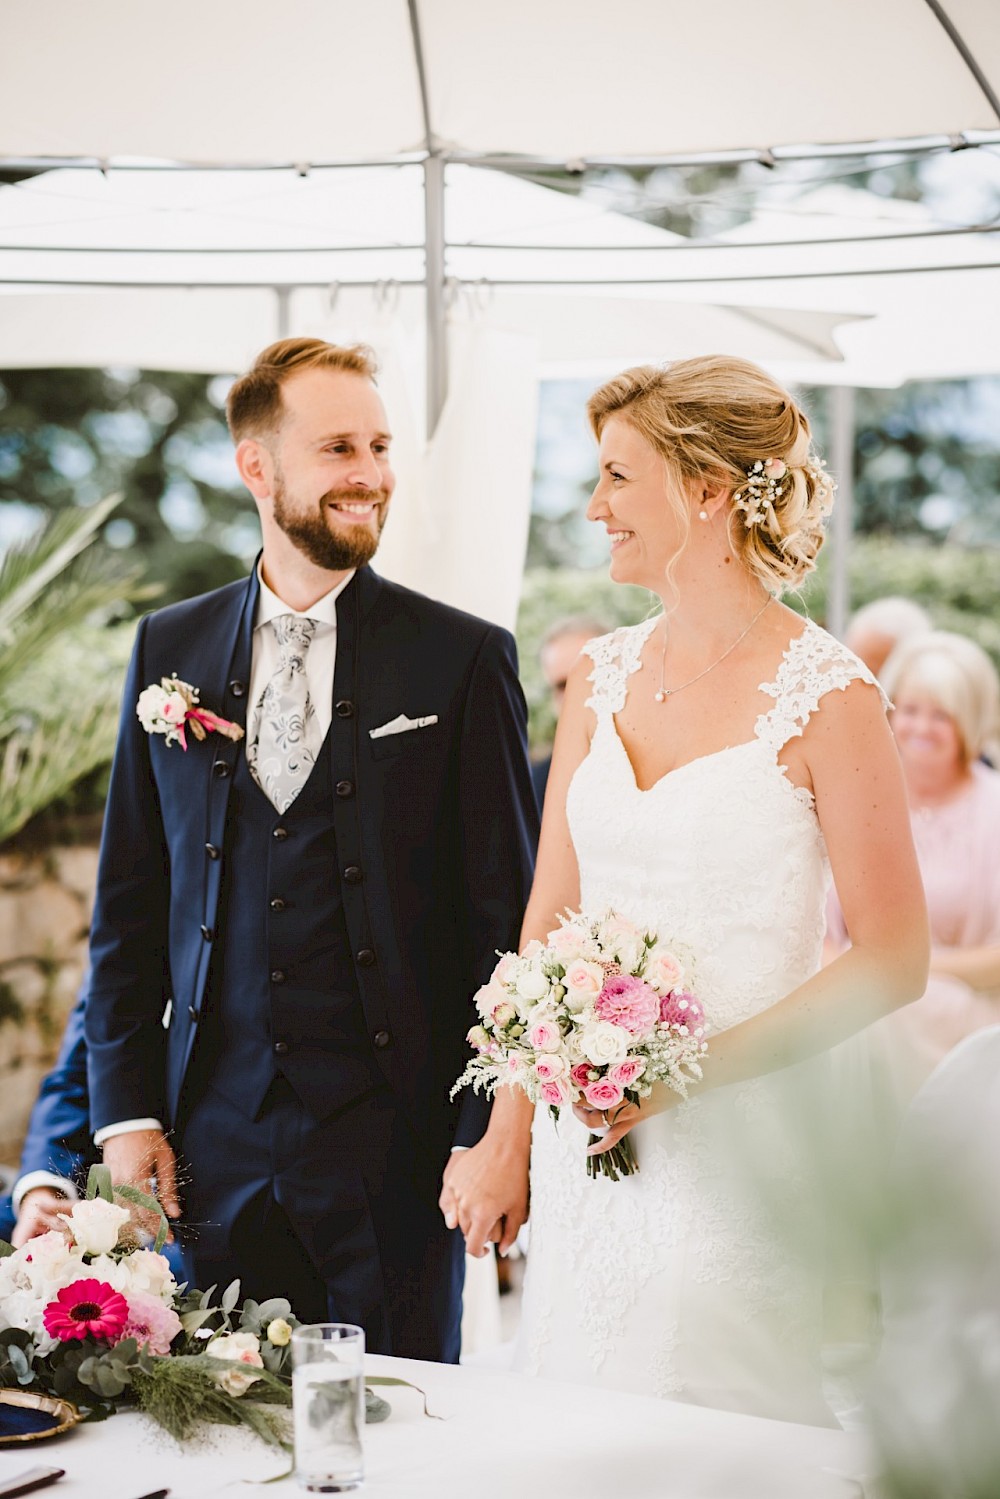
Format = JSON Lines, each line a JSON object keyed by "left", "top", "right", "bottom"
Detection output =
{"left": 586, "top": 355, "right": 835, "bottom": 593}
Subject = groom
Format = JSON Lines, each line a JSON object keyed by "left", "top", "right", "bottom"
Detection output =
{"left": 85, "top": 337, "right": 537, "bottom": 1360}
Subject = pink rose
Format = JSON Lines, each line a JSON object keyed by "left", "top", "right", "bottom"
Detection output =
{"left": 540, "top": 1078, "right": 570, "bottom": 1107}
{"left": 571, "top": 1062, "right": 597, "bottom": 1087}
{"left": 491, "top": 1001, "right": 517, "bottom": 1027}
{"left": 527, "top": 1020, "right": 562, "bottom": 1053}
{"left": 763, "top": 458, "right": 787, "bottom": 479}
{"left": 493, "top": 953, "right": 517, "bottom": 985}
{"left": 596, "top": 976, "right": 660, "bottom": 1037}
{"left": 563, "top": 959, "right": 604, "bottom": 998}
{"left": 659, "top": 991, "right": 705, "bottom": 1032}
{"left": 467, "top": 1025, "right": 491, "bottom": 1051}
{"left": 646, "top": 950, "right": 684, "bottom": 994}
{"left": 547, "top": 923, "right": 584, "bottom": 951}
{"left": 535, "top": 1055, "right": 567, "bottom": 1083}
{"left": 583, "top": 1077, "right": 624, "bottom": 1110}
{"left": 608, "top": 1057, "right": 645, "bottom": 1088}
{"left": 160, "top": 691, "right": 189, "bottom": 724}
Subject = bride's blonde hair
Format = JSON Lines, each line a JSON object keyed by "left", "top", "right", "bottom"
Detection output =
{"left": 587, "top": 355, "right": 834, "bottom": 594}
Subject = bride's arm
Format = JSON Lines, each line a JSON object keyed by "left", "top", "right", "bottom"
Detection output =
{"left": 585, "top": 677, "right": 929, "bottom": 1154}
{"left": 439, "top": 655, "right": 593, "bottom": 1255}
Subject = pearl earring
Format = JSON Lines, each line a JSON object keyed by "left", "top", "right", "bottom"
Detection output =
{"left": 698, "top": 509, "right": 709, "bottom": 521}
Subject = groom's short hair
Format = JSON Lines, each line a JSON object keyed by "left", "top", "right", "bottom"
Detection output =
{"left": 227, "top": 337, "right": 379, "bottom": 441}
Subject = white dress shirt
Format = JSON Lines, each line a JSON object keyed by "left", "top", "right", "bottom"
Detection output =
{"left": 93, "top": 566, "right": 355, "bottom": 1148}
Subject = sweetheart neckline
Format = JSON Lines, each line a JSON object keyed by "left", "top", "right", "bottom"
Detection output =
{"left": 605, "top": 720, "right": 760, "bottom": 794}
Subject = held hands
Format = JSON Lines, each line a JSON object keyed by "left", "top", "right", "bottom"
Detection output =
{"left": 101, "top": 1128, "right": 181, "bottom": 1238}
{"left": 438, "top": 1137, "right": 530, "bottom": 1259}
{"left": 11, "top": 1187, "right": 72, "bottom": 1247}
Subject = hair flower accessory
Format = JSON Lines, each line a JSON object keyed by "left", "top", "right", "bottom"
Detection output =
{"left": 732, "top": 457, "right": 788, "bottom": 527}
{"left": 137, "top": 675, "right": 245, "bottom": 751}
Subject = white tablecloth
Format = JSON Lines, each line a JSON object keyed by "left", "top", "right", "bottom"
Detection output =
{"left": 0, "top": 1355, "right": 869, "bottom": 1499}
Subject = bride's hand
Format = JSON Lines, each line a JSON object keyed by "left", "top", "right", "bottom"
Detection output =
{"left": 573, "top": 1086, "right": 676, "bottom": 1157}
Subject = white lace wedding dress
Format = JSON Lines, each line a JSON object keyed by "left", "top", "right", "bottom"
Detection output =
{"left": 513, "top": 617, "right": 885, "bottom": 1427}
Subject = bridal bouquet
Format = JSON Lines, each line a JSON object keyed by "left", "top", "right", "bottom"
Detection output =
{"left": 454, "top": 909, "right": 708, "bottom": 1181}
{"left": 0, "top": 1165, "right": 302, "bottom": 1445}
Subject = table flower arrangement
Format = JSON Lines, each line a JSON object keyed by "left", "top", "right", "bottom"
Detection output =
{"left": 454, "top": 908, "right": 708, "bottom": 1180}
{"left": 0, "top": 1166, "right": 406, "bottom": 1446}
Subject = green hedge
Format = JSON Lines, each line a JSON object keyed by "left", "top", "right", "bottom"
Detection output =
{"left": 516, "top": 539, "right": 1000, "bottom": 751}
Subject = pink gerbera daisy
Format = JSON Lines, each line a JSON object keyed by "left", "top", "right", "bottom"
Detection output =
{"left": 43, "top": 1278, "right": 129, "bottom": 1344}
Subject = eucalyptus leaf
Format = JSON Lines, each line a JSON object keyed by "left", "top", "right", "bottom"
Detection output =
{"left": 0, "top": 1240, "right": 13, "bottom": 1258}
{"left": 365, "top": 1374, "right": 441, "bottom": 1419}
{"left": 253, "top": 1298, "right": 291, "bottom": 1324}
{"left": 180, "top": 1307, "right": 217, "bottom": 1335}
{"left": 364, "top": 1388, "right": 391, "bottom": 1423}
{"left": 199, "top": 1284, "right": 217, "bottom": 1310}
{"left": 221, "top": 1279, "right": 241, "bottom": 1315}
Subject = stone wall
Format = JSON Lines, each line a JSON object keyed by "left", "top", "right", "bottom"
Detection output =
{"left": 0, "top": 839, "right": 98, "bottom": 1167}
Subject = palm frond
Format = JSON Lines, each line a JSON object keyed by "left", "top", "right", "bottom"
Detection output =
{"left": 0, "top": 704, "right": 119, "bottom": 844}
{"left": 0, "top": 492, "right": 122, "bottom": 640}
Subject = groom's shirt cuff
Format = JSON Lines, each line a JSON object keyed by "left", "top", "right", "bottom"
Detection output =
{"left": 12, "top": 1170, "right": 79, "bottom": 1213}
{"left": 94, "top": 1117, "right": 164, "bottom": 1147}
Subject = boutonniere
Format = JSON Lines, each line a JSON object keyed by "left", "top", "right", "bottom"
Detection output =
{"left": 137, "top": 675, "right": 245, "bottom": 751}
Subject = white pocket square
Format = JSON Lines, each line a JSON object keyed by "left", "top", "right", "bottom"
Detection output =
{"left": 369, "top": 713, "right": 439, "bottom": 740}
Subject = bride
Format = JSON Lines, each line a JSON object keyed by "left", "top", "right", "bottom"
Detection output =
{"left": 440, "top": 356, "right": 928, "bottom": 1424}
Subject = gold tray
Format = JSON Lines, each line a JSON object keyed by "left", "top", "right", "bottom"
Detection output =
{"left": 0, "top": 1388, "right": 82, "bottom": 1444}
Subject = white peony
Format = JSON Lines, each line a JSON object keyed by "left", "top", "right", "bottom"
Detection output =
{"left": 206, "top": 1331, "right": 265, "bottom": 1396}
{"left": 474, "top": 979, "right": 507, "bottom": 1020}
{"left": 87, "top": 1248, "right": 178, "bottom": 1305}
{"left": 60, "top": 1198, "right": 130, "bottom": 1256}
{"left": 136, "top": 684, "right": 170, "bottom": 732}
{"left": 579, "top": 1020, "right": 630, "bottom": 1067}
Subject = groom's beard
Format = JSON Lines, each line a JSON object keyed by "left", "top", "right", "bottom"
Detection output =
{"left": 273, "top": 479, "right": 390, "bottom": 572}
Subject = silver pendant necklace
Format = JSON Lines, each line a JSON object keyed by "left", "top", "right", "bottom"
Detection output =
{"left": 654, "top": 595, "right": 773, "bottom": 704}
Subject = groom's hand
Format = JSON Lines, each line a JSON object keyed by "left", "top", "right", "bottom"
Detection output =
{"left": 439, "top": 1138, "right": 529, "bottom": 1259}
{"left": 101, "top": 1128, "right": 181, "bottom": 1232}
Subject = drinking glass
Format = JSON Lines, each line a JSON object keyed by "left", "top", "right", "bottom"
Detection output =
{"left": 291, "top": 1323, "right": 365, "bottom": 1492}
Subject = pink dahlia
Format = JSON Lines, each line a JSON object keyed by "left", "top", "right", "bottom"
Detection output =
{"left": 43, "top": 1278, "right": 129, "bottom": 1344}
{"left": 119, "top": 1291, "right": 183, "bottom": 1355}
{"left": 659, "top": 991, "right": 705, "bottom": 1031}
{"left": 595, "top": 975, "right": 660, "bottom": 1036}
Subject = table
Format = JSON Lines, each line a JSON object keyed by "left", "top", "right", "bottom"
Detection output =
{"left": 0, "top": 1355, "right": 869, "bottom": 1499}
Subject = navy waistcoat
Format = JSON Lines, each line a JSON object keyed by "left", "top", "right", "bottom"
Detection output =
{"left": 200, "top": 724, "right": 377, "bottom": 1122}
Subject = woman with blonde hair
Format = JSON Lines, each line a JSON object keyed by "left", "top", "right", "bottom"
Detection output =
{"left": 442, "top": 355, "right": 927, "bottom": 1425}
{"left": 829, "top": 630, "right": 1000, "bottom": 1106}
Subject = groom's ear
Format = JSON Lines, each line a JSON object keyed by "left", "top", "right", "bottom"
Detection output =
{"left": 235, "top": 437, "right": 273, "bottom": 502}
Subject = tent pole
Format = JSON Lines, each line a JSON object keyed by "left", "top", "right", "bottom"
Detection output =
{"left": 827, "top": 384, "right": 856, "bottom": 639}
{"left": 424, "top": 152, "right": 447, "bottom": 437}
{"left": 275, "top": 284, "right": 291, "bottom": 339}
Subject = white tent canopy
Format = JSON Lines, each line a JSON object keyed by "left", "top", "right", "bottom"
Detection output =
{"left": 1, "top": 0, "right": 999, "bottom": 164}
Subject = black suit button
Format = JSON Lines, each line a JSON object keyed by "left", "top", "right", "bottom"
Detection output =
{"left": 344, "top": 865, "right": 362, "bottom": 884}
{"left": 270, "top": 897, "right": 287, "bottom": 912}
{"left": 271, "top": 969, "right": 286, "bottom": 984}
{"left": 335, "top": 779, "right": 355, "bottom": 798}
{"left": 228, "top": 679, "right": 246, "bottom": 698}
{"left": 212, "top": 760, "right": 230, "bottom": 778}
{"left": 373, "top": 1030, "right": 391, "bottom": 1049}
{"left": 273, "top": 826, "right": 288, "bottom": 840}
{"left": 357, "top": 948, "right": 375, "bottom": 967}
{"left": 200, "top": 924, "right": 213, "bottom": 941}
{"left": 205, "top": 843, "right": 220, "bottom": 860}
{"left": 273, "top": 1040, "right": 289, "bottom": 1055}
{"left": 335, "top": 699, "right": 354, "bottom": 718}
{"left": 188, "top": 1005, "right": 198, "bottom": 1022}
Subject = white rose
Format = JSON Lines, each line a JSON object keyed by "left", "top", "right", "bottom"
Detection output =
{"left": 112, "top": 1249, "right": 179, "bottom": 1304}
{"left": 515, "top": 968, "right": 551, "bottom": 1003}
{"left": 579, "top": 1020, "right": 630, "bottom": 1067}
{"left": 60, "top": 1198, "right": 131, "bottom": 1256}
{"left": 136, "top": 684, "right": 169, "bottom": 732}
{"left": 207, "top": 1331, "right": 265, "bottom": 1397}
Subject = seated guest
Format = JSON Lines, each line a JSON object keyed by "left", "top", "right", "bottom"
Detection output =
{"left": 844, "top": 596, "right": 930, "bottom": 680}
{"left": 0, "top": 988, "right": 186, "bottom": 1278}
{"left": 828, "top": 631, "right": 1000, "bottom": 1109}
{"left": 532, "top": 615, "right": 610, "bottom": 811}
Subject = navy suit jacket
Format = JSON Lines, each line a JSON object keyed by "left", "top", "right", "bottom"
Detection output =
{"left": 85, "top": 565, "right": 538, "bottom": 1161}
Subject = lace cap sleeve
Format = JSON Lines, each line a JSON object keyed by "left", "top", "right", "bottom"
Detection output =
{"left": 755, "top": 620, "right": 891, "bottom": 754}
{"left": 583, "top": 618, "right": 658, "bottom": 715}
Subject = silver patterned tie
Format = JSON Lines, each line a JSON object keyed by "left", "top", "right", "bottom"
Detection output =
{"left": 248, "top": 614, "right": 321, "bottom": 813}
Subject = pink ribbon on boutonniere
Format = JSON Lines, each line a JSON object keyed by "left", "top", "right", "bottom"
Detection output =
{"left": 136, "top": 676, "right": 245, "bottom": 751}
